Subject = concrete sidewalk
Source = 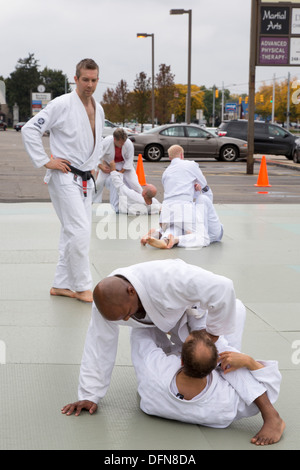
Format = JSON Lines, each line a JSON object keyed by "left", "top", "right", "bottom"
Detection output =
{"left": 0, "top": 202, "right": 300, "bottom": 450}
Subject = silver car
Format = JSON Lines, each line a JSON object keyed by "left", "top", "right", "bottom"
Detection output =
{"left": 129, "top": 123, "right": 248, "bottom": 162}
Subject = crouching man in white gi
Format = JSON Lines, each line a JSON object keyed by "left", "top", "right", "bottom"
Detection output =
{"left": 22, "top": 58, "right": 105, "bottom": 303}
{"left": 107, "top": 161, "right": 161, "bottom": 215}
{"left": 61, "top": 259, "right": 238, "bottom": 416}
{"left": 130, "top": 300, "right": 285, "bottom": 446}
{"left": 93, "top": 128, "right": 142, "bottom": 204}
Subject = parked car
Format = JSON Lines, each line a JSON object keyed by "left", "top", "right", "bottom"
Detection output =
{"left": 103, "top": 119, "right": 133, "bottom": 137}
{"left": 14, "top": 122, "right": 26, "bottom": 131}
{"left": 218, "top": 120, "right": 298, "bottom": 160}
{"left": 0, "top": 121, "right": 7, "bottom": 131}
{"left": 128, "top": 123, "right": 248, "bottom": 162}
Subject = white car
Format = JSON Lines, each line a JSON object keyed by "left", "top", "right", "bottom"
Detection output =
{"left": 103, "top": 119, "right": 134, "bottom": 137}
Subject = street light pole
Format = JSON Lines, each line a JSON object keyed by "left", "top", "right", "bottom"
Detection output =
{"left": 170, "top": 9, "right": 192, "bottom": 124}
{"left": 137, "top": 33, "right": 155, "bottom": 127}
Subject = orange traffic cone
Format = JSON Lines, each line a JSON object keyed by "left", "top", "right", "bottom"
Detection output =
{"left": 136, "top": 154, "right": 147, "bottom": 185}
{"left": 254, "top": 156, "right": 271, "bottom": 187}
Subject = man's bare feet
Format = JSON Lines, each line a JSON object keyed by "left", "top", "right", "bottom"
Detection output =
{"left": 141, "top": 229, "right": 156, "bottom": 246}
{"left": 251, "top": 414, "right": 285, "bottom": 446}
{"left": 146, "top": 234, "right": 177, "bottom": 249}
{"left": 50, "top": 287, "right": 76, "bottom": 298}
{"left": 147, "top": 237, "right": 169, "bottom": 249}
{"left": 74, "top": 290, "right": 93, "bottom": 303}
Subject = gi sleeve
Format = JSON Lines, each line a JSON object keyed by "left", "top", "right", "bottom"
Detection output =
{"left": 78, "top": 304, "right": 119, "bottom": 404}
{"left": 22, "top": 99, "right": 62, "bottom": 168}
{"left": 183, "top": 266, "right": 237, "bottom": 336}
{"left": 130, "top": 328, "right": 179, "bottom": 382}
{"left": 122, "top": 139, "right": 135, "bottom": 170}
{"left": 191, "top": 161, "right": 208, "bottom": 188}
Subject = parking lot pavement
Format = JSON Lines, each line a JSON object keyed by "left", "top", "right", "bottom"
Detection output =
{"left": 0, "top": 130, "right": 300, "bottom": 204}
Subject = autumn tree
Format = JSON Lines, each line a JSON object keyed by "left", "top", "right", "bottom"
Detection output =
{"left": 169, "top": 84, "right": 205, "bottom": 122}
{"left": 155, "top": 64, "right": 176, "bottom": 124}
{"left": 101, "top": 79, "right": 131, "bottom": 124}
{"left": 255, "top": 78, "right": 300, "bottom": 123}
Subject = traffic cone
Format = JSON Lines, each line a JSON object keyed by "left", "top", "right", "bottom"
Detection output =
{"left": 254, "top": 155, "right": 271, "bottom": 187}
{"left": 136, "top": 154, "right": 147, "bottom": 185}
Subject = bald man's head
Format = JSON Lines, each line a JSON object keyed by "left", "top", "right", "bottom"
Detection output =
{"left": 93, "top": 276, "right": 139, "bottom": 322}
{"left": 142, "top": 184, "right": 157, "bottom": 205}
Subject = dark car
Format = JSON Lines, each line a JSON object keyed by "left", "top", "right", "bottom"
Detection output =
{"left": 14, "top": 122, "right": 26, "bottom": 131}
{"left": 0, "top": 121, "right": 7, "bottom": 131}
{"left": 218, "top": 120, "right": 298, "bottom": 160}
{"left": 129, "top": 123, "right": 248, "bottom": 162}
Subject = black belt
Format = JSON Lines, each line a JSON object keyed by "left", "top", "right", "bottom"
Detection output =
{"left": 69, "top": 165, "right": 97, "bottom": 197}
{"left": 202, "top": 185, "right": 210, "bottom": 193}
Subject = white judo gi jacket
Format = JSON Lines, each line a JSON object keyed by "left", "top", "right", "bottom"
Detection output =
{"left": 162, "top": 158, "right": 213, "bottom": 204}
{"left": 94, "top": 135, "right": 142, "bottom": 202}
{"left": 78, "top": 259, "right": 237, "bottom": 404}
{"left": 130, "top": 327, "right": 282, "bottom": 428}
{"left": 22, "top": 90, "right": 105, "bottom": 292}
{"left": 22, "top": 90, "right": 105, "bottom": 182}
{"left": 100, "top": 135, "right": 135, "bottom": 170}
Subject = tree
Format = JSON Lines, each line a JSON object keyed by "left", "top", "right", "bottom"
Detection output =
{"left": 169, "top": 84, "right": 205, "bottom": 122}
{"left": 5, "top": 53, "right": 40, "bottom": 120}
{"left": 41, "top": 67, "right": 70, "bottom": 100}
{"left": 131, "top": 72, "right": 151, "bottom": 129}
{"left": 155, "top": 64, "right": 176, "bottom": 124}
{"left": 5, "top": 53, "right": 71, "bottom": 121}
{"left": 101, "top": 79, "right": 131, "bottom": 124}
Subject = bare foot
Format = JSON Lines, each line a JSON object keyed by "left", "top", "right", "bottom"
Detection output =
{"left": 147, "top": 237, "right": 169, "bottom": 249}
{"left": 141, "top": 229, "right": 156, "bottom": 246}
{"left": 251, "top": 414, "right": 285, "bottom": 446}
{"left": 50, "top": 287, "right": 76, "bottom": 298}
{"left": 74, "top": 290, "right": 93, "bottom": 303}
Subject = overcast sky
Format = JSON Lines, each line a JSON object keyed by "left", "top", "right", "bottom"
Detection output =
{"left": 1, "top": 0, "right": 300, "bottom": 102}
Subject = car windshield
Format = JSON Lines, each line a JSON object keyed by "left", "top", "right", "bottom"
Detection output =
{"left": 143, "top": 125, "right": 166, "bottom": 134}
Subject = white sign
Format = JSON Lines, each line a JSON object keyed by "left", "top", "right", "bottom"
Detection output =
{"left": 31, "top": 92, "right": 51, "bottom": 116}
{"left": 290, "top": 37, "right": 300, "bottom": 63}
{"left": 291, "top": 8, "right": 300, "bottom": 33}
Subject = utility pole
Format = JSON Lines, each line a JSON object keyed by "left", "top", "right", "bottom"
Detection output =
{"left": 247, "top": 0, "right": 259, "bottom": 175}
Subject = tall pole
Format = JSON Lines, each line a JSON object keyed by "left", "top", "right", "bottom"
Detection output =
{"left": 137, "top": 33, "right": 155, "bottom": 127}
{"left": 170, "top": 9, "right": 192, "bottom": 124}
{"left": 287, "top": 72, "right": 290, "bottom": 131}
{"left": 187, "top": 9, "right": 192, "bottom": 124}
{"left": 151, "top": 34, "right": 155, "bottom": 127}
{"left": 272, "top": 73, "right": 275, "bottom": 123}
{"left": 247, "top": 0, "right": 259, "bottom": 175}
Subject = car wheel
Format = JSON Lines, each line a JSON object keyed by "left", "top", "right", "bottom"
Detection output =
{"left": 144, "top": 144, "right": 164, "bottom": 162}
{"left": 293, "top": 150, "right": 299, "bottom": 163}
{"left": 220, "top": 145, "right": 238, "bottom": 162}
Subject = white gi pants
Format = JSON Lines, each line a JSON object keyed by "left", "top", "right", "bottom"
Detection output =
{"left": 159, "top": 197, "right": 223, "bottom": 248}
{"left": 48, "top": 172, "right": 93, "bottom": 292}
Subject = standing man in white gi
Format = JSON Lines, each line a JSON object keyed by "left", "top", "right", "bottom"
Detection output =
{"left": 130, "top": 302, "right": 285, "bottom": 446}
{"left": 93, "top": 128, "right": 142, "bottom": 204}
{"left": 61, "top": 259, "right": 237, "bottom": 416}
{"left": 22, "top": 58, "right": 104, "bottom": 303}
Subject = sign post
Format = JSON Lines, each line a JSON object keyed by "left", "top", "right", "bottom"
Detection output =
{"left": 247, "top": 0, "right": 300, "bottom": 174}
